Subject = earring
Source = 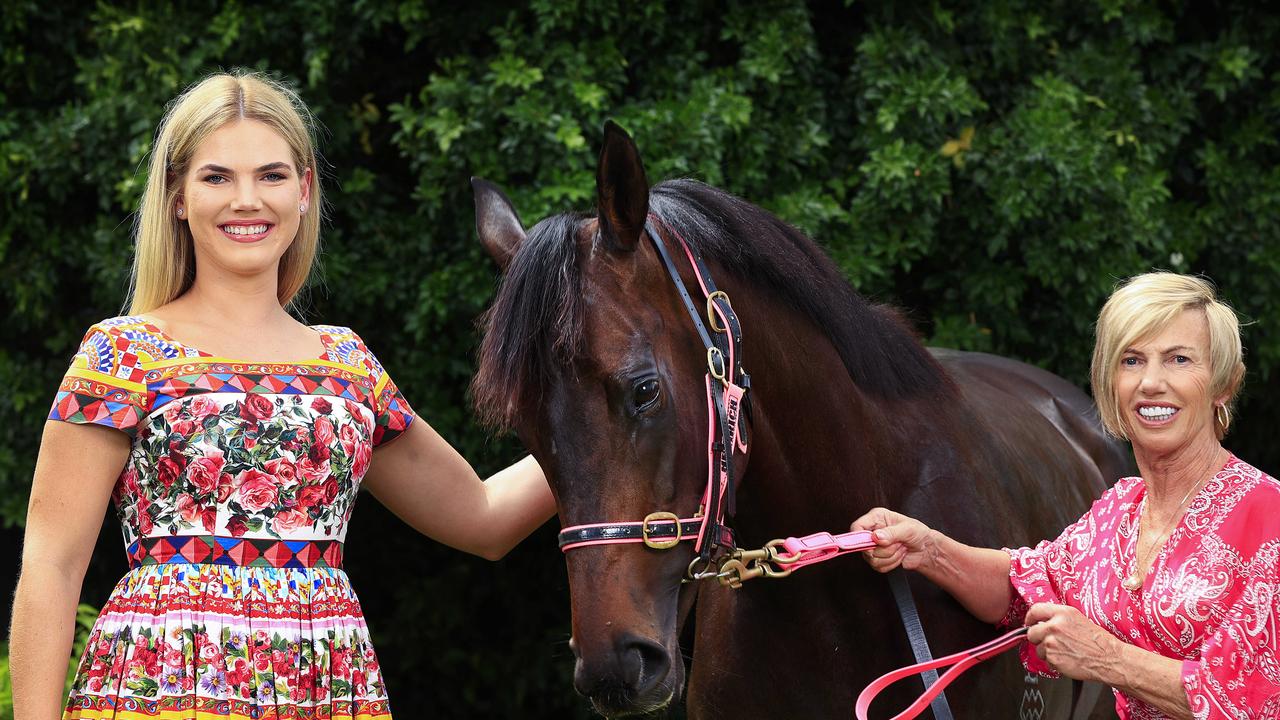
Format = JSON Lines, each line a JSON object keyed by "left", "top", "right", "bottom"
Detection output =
{"left": 176, "top": 208, "right": 184, "bottom": 217}
{"left": 1215, "top": 404, "right": 1230, "bottom": 431}
{"left": 299, "top": 204, "right": 306, "bottom": 213}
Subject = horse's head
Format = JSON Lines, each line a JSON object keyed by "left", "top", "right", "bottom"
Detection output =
{"left": 472, "top": 123, "right": 736, "bottom": 716}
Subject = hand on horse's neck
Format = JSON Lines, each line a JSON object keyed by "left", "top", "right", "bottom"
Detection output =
{"left": 1134, "top": 436, "right": 1228, "bottom": 519}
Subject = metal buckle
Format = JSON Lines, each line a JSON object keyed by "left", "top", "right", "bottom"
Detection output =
{"left": 707, "top": 347, "right": 726, "bottom": 382}
{"left": 706, "top": 290, "right": 732, "bottom": 333}
{"left": 642, "top": 511, "right": 682, "bottom": 550}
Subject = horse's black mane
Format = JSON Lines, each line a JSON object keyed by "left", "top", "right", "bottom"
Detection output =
{"left": 474, "top": 179, "right": 953, "bottom": 430}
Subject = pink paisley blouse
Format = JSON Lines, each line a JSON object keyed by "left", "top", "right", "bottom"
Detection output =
{"left": 1003, "top": 455, "right": 1280, "bottom": 719}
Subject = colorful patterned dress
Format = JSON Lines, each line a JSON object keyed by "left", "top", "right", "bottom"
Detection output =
{"left": 1003, "top": 455, "right": 1280, "bottom": 719}
{"left": 49, "top": 316, "right": 414, "bottom": 720}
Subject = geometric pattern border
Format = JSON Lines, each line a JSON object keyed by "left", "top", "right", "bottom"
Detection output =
{"left": 128, "top": 535, "right": 343, "bottom": 570}
{"left": 65, "top": 693, "right": 390, "bottom": 718}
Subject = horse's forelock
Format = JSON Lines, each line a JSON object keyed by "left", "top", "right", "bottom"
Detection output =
{"left": 473, "top": 212, "right": 590, "bottom": 431}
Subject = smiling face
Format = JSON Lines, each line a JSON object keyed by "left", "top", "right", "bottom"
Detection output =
{"left": 1115, "top": 308, "right": 1225, "bottom": 458}
{"left": 176, "top": 119, "right": 311, "bottom": 283}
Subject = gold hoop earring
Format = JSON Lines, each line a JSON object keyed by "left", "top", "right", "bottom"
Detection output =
{"left": 1215, "top": 404, "right": 1230, "bottom": 431}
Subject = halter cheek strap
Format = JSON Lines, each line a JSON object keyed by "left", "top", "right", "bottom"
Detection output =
{"left": 556, "top": 218, "right": 751, "bottom": 563}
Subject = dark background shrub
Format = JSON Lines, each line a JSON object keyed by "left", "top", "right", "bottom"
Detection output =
{"left": 3, "top": 2, "right": 1277, "bottom": 717}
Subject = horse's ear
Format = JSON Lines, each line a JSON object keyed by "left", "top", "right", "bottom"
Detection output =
{"left": 472, "top": 177, "right": 526, "bottom": 271}
{"left": 596, "top": 120, "right": 650, "bottom": 252}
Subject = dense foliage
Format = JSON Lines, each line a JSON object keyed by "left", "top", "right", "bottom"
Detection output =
{"left": 3, "top": 1, "right": 1278, "bottom": 717}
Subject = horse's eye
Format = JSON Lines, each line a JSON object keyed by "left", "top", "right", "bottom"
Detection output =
{"left": 634, "top": 378, "right": 661, "bottom": 410}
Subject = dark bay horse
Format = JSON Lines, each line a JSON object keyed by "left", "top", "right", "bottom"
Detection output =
{"left": 471, "top": 122, "right": 1131, "bottom": 719}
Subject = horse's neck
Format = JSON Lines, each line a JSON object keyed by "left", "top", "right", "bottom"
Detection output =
{"left": 730, "top": 295, "right": 935, "bottom": 539}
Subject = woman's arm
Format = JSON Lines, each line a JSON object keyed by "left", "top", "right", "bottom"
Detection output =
{"left": 852, "top": 507, "right": 1013, "bottom": 623}
{"left": 1025, "top": 603, "right": 1190, "bottom": 718}
{"left": 360, "top": 416, "right": 555, "bottom": 560}
{"left": 10, "top": 421, "right": 129, "bottom": 720}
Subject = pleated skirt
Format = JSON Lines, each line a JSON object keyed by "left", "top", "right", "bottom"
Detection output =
{"left": 63, "top": 563, "right": 392, "bottom": 719}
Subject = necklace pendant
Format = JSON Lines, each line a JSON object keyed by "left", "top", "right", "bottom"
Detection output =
{"left": 1122, "top": 574, "right": 1142, "bottom": 592}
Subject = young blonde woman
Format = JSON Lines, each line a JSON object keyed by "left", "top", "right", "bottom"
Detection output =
{"left": 9, "top": 71, "right": 555, "bottom": 720}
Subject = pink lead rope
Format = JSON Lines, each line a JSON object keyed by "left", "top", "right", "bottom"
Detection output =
{"left": 855, "top": 626, "right": 1029, "bottom": 720}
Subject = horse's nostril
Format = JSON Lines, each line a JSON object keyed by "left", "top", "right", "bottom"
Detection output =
{"left": 620, "top": 635, "right": 671, "bottom": 695}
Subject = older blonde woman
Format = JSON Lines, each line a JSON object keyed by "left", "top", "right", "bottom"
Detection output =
{"left": 853, "top": 272, "right": 1278, "bottom": 719}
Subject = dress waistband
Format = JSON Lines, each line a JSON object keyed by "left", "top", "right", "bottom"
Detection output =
{"left": 127, "top": 535, "right": 343, "bottom": 569}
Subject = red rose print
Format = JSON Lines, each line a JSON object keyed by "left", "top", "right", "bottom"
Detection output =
{"left": 188, "top": 455, "right": 225, "bottom": 496}
{"left": 226, "top": 516, "right": 248, "bottom": 537}
{"left": 296, "top": 485, "right": 326, "bottom": 509}
{"left": 163, "top": 403, "right": 184, "bottom": 423}
{"left": 308, "top": 441, "right": 330, "bottom": 463}
{"left": 298, "top": 454, "right": 330, "bottom": 484}
{"left": 137, "top": 509, "right": 154, "bottom": 535}
{"left": 311, "top": 397, "right": 333, "bottom": 414}
{"left": 314, "top": 415, "right": 336, "bottom": 447}
{"left": 157, "top": 456, "right": 183, "bottom": 489}
{"left": 271, "top": 508, "right": 311, "bottom": 534}
{"left": 187, "top": 395, "right": 219, "bottom": 421}
{"left": 217, "top": 473, "right": 235, "bottom": 503}
{"left": 120, "top": 467, "right": 140, "bottom": 496}
{"left": 171, "top": 419, "right": 197, "bottom": 437}
{"left": 176, "top": 494, "right": 200, "bottom": 525}
{"left": 201, "top": 508, "right": 217, "bottom": 532}
{"left": 340, "top": 424, "right": 360, "bottom": 455}
{"left": 240, "top": 394, "right": 275, "bottom": 421}
{"left": 236, "top": 469, "right": 279, "bottom": 512}
{"left": 322, "top": 478, "right": 339, "bottom": 504}
{"left": 351, "top": 441, "right": 372, "bottom": 479}
{"left": 264, "top": 457, "right": 300, "bottom": 489}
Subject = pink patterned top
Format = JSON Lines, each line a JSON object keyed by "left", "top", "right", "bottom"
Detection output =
{"left": 1003, "top": 456, "right": 1280, "bottom": 719}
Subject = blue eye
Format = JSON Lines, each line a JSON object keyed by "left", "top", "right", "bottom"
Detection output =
{"left": 1122, "top": 357, "right": 1139, "bottom": 366}
{"left": 204, "top": 174, "right": 227, "bottom": 184}
{"left": 263, "top": 172, "right": 287, "bottom": 182}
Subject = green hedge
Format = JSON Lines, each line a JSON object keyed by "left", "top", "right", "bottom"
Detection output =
{"left": 3, "top": 1, "right": 1278, "bottom": 716}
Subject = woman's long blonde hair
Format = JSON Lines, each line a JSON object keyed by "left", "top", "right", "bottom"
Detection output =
{"left": 127, "top": 70, "right": 322, "bottom": 314}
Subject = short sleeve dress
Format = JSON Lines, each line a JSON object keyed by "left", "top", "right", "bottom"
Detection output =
{"left": 49, "top": 316, "right": 414, "bottom": 720}
{"left": 1001, "top": 456, "right": 1280, "bottom": 719}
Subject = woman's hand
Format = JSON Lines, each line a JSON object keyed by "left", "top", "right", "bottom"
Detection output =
{"left": 1024, "top": 603, "right": 1123, "bottom": 682}
{"left": 852, "top": 507, "right": 1014, "bottom": 623}
{"left": 851, "top": 507, "right": 936, "bottom": 574}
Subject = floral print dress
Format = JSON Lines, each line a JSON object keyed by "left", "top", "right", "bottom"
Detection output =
{"left": 49, "top": 316, "right": 414, "bottom": 720}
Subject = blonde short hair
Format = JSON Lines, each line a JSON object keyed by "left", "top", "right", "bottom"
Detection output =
{"left": 127, "top": 70, "right": 322, "bottom": 314}
{"left": 1091, "top": 272, "right": 1245, "bottom": 440}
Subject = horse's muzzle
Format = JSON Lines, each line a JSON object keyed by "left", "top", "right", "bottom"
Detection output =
{"left": 571, "top": 632, "right": 676, "bottom": 717}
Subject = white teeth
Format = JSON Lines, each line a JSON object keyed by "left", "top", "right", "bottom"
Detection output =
{"left": 222, "top": 224, "right": 268, "bottom": 235}
{"left": 1139, "top": 406, "right": 1177, "bottom": 420}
